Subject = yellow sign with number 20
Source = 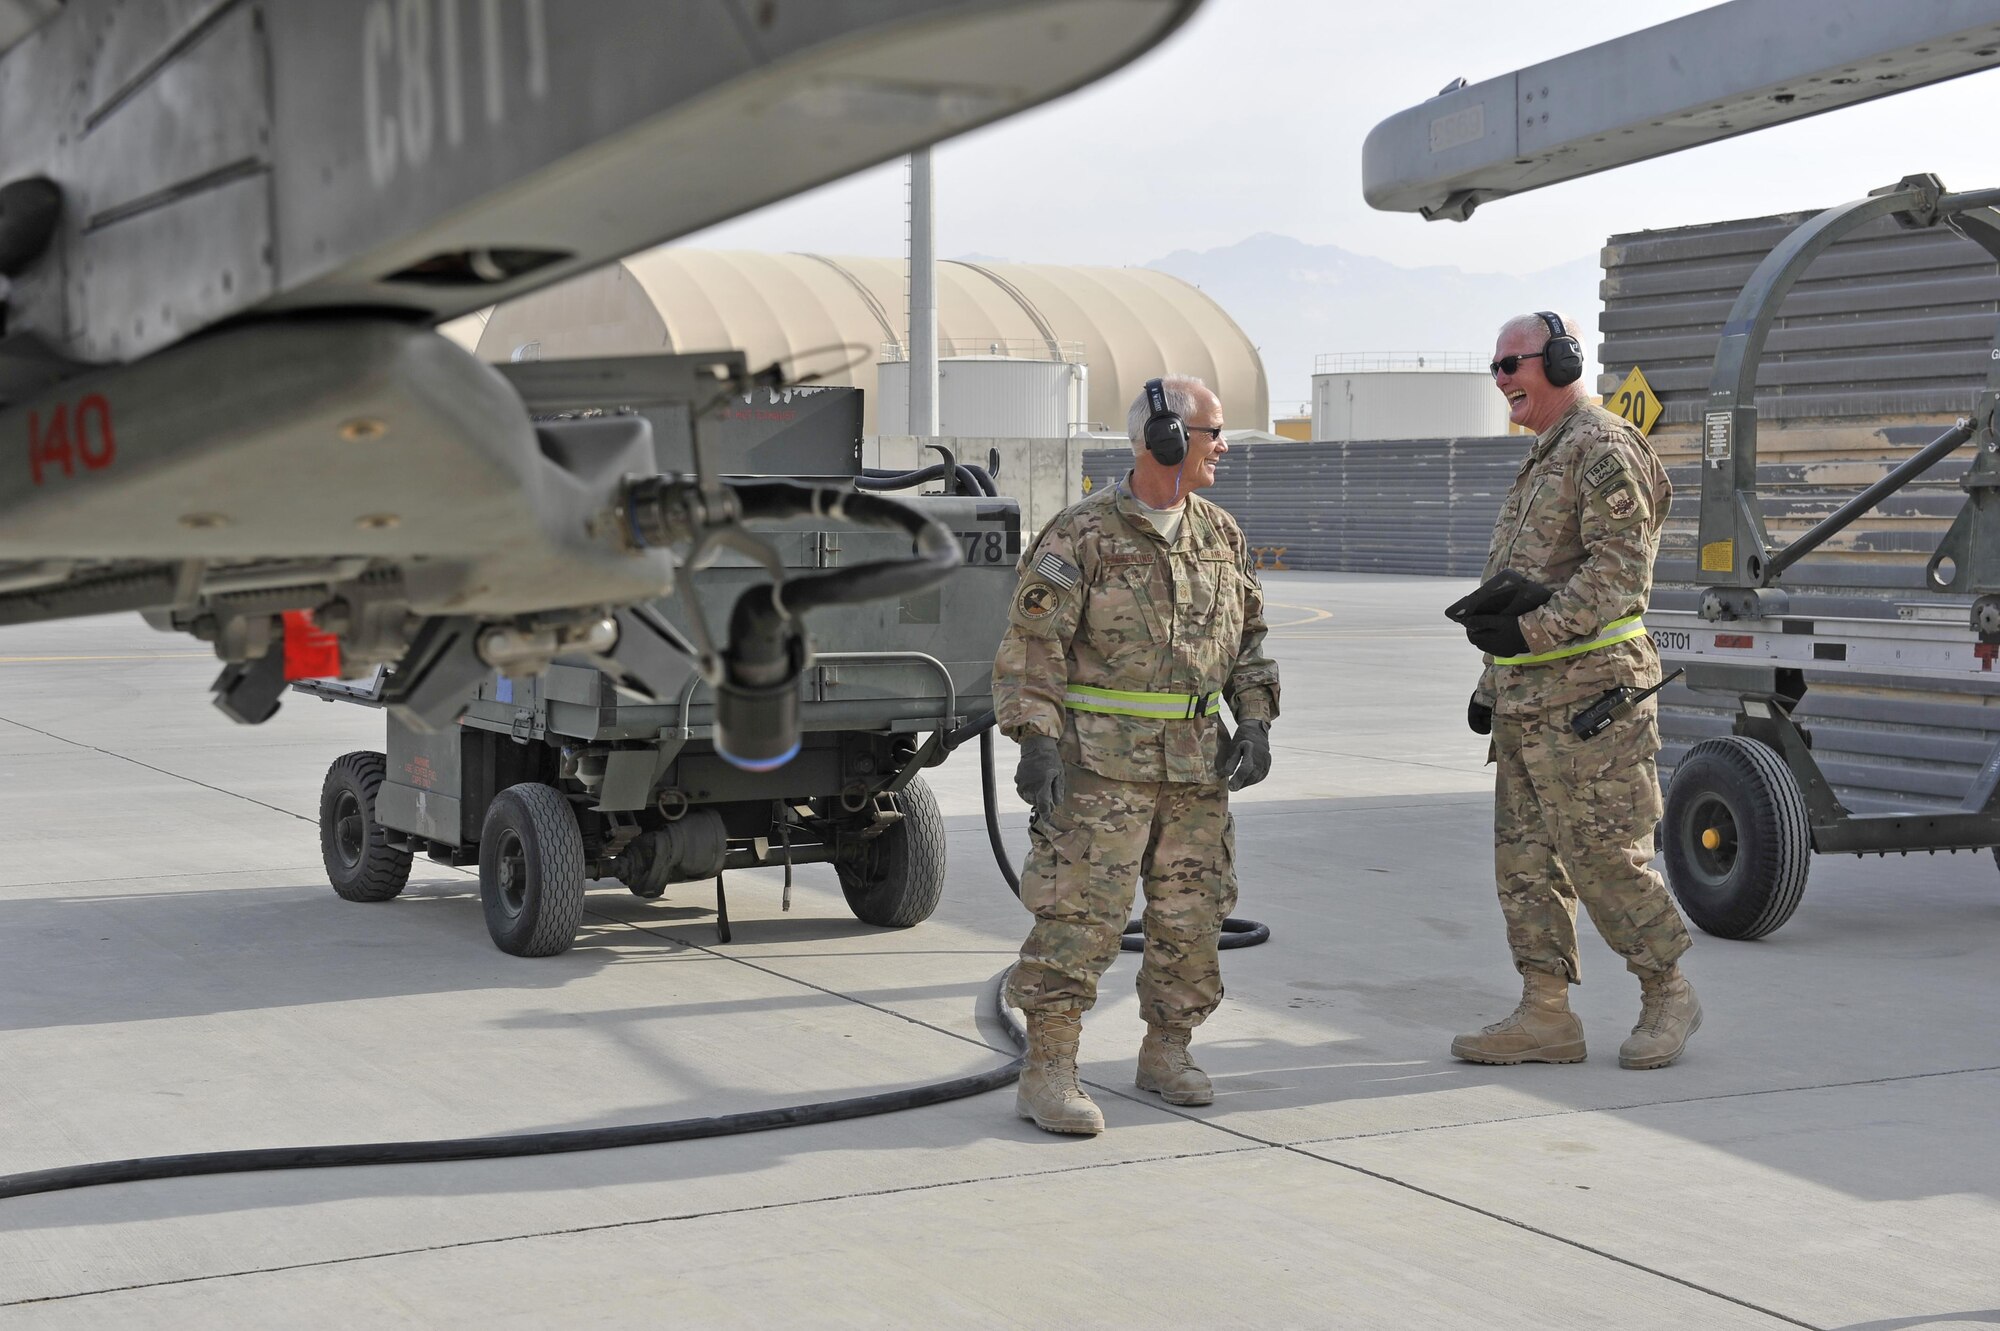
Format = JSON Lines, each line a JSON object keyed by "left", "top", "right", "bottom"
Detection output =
{"left": 1605, "top": 365, "right": 1663, "bottom": 436}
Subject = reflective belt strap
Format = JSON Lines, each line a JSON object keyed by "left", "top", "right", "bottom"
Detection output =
{"left": 1492, "top": 614, "right": 1647, "bottom": 666}
{"left": 1064, "top": 684, "right": 1222, "bottom": 719}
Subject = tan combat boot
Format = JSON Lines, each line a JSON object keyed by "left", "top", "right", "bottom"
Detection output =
{"left": 1450, "top": 969, "right": 1587, "bottom": 1064}
{"left": 1619, "top": 965, "right": 1701, "bottom": 1070}
{"left": 1135, "top": 1025, "right": 1213, "bottom": 1106}
{"left": 1016, "top": 1011, "right": 1105, "bottom": 1135}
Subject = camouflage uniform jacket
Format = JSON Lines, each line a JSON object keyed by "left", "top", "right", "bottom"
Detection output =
{"left": 1477, "top": 399, "right": 1671, "bottom": 718}
{"left": 994, "top": 476, "right": 1280, "bottom": 784}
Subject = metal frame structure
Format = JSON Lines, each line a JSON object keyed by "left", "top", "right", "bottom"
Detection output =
{"left": 1651, "top": 176, "right": 2000, "bottom": 937}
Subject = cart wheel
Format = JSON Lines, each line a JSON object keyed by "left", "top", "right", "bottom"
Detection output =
{"left": 478, "top": 783, "right": 587, "bottom": 956}
{"left": 836, "top": 776, "right": 946, "bottom": 928}
{"left": 1662, "top": 735, "right": 1811, "bottom": 940}
{"left": 319, "top": 751, "right": 414, "bottom": 903}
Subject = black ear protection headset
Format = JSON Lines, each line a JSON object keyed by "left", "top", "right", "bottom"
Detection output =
{"left": 1141, "top": 377, "right": 1188, "bottom": 465}
{"left": 1536, "top": 311, "right": 1584, "bottom": 387}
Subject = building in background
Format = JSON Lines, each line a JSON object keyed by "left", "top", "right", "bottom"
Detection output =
{"left": 877, "top": 342, "right": 1087, "bottom": 439}
{"left": 1310, "top": 353, "right": 1512, "bottom": 442}
{"left": 472, "top": 249, "right": 1268, "bottom": 437}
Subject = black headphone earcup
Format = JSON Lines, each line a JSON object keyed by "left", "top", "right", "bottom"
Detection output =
{"left": 1146, "top": 420, "right": 1186, "bottom": 466}
{"left": 1534, "top": 312, "right": 1584, "bottom": 387}
{"left": 1545, "top": 336, "right": 1583, "bottom": 387}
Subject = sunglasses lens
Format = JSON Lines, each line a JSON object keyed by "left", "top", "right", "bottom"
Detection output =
{"left": 1492, "top": 356, "right": 1518, "bottom": 375}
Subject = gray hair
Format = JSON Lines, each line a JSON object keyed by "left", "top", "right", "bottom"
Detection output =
{"left": 1498, "top": 311, "right": 1580, "bottom": 349}
{"left": 1125, "top": 374, "right": 1210, "bottom": 456}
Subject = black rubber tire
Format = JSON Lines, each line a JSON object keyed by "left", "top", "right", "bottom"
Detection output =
{"left": 319, "top": 751, "right": 414, "bottom": 903}
{"left": 836, "top": 776, "right": 946, "bottom": 928}
{"left": 478, "top": 784, "right": 588, "bottom": 957}
{"left": 1662, "top": 735, "right": 1811, "bottom": 940}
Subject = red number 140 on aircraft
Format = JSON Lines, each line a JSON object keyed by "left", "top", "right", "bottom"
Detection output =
{"left": 27, "top": 394, "right": 116, "bottom": 486}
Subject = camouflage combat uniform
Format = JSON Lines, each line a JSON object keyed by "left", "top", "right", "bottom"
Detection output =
{"left": 995, "top": 476, "right": 1279, "bottom": 1026}
{"left": 1476, "top": 399, "right": 1691, "bottom": 984}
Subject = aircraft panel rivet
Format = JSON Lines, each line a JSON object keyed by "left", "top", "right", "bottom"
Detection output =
{"left": 339, "top": 417, "right": 389, "bottom": 442}
{"left": 179, "top": 513, "right": 227, "bottom": 529}
{"left": 356, "top": 514, "right": 400, "bottom": 530}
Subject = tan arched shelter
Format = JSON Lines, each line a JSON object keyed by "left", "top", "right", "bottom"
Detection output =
{"left": 474, "top": 249, "right": 1268, "bottom": 435}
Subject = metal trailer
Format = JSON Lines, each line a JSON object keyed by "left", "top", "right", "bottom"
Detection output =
{"left": 300, "top": 355, "right": 1019, "bottom": 956}
{"left": 1653, "top": 174, "right": 2000, "bottom": 939}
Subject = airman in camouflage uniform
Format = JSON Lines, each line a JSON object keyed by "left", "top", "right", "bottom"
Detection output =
{"left": 1455, "top": 312, "right": 1701, "bottom": 1072}
{"left": 996, "top": 375, "right": 1279, "bottom": 1134}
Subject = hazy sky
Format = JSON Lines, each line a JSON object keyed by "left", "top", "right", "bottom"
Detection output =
{"left": 686, "top": 1, "right": 2000, "bottom": 299}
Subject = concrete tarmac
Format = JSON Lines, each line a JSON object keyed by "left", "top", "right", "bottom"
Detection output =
{"left": 1, "top": 572, "right": 1996, "bottom": 1327}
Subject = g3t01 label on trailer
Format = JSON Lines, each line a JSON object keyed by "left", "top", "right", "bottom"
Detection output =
{"left": 1648, "top": 609, "right": 2000, "bottom": 680}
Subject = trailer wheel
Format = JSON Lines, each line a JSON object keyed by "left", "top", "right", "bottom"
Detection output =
{"left": 479, "top": 784, "right": 587, "bottom": 956}
{"left": 836, "top": 776, "right": 946, "bottom": 928}
{"left": 320, "top": 751, "right": 414, "bottom": 903}
{"left": 1662, "top": 736, "right": 1811, "bottom": 940}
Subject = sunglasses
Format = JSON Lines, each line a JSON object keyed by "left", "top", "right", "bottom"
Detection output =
{"left": 1184, "top": 426, "right": 1225, "bottom": 441}
{"left": 1489, "top": 352, "right": 1546, "bottom": 377}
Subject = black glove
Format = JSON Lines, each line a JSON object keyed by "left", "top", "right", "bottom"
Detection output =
{"left": 1468, "top": 697, "right": 1493, "bottom": 735}
{"left": 1464, "top": 613, "right": 1530, "bottom": 659}
{"left": 1015, "top": 734, "right": 1065, "bottom": 820}
{"left": 1218, "top": 719, "right": 1272, "bottom": 791}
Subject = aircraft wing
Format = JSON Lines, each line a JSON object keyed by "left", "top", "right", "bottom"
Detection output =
{"left": 1, "top": 0, "right": 1201, "bottom": 369}
{"left": 1362, "top": 0, "right": 2000, "bottom": 221}
{"left": 0, "top": 0, "right": 1204, "bottom": 749}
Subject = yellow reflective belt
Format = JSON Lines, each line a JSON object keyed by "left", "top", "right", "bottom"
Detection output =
{"left": 1064, "top": 684, "right": 1222, "bottom": 719}
{"left": 1492, "top": 615, "right": 1647, "bottom": 666}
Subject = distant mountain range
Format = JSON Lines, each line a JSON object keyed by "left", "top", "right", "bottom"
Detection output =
{"left": 947, "top": 234, "right": 1601, "bottom": 422}
{"left": 1141, "top": 233, "right": 1601, "bottom": 418}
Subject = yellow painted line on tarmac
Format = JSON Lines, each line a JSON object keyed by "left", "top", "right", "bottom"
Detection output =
{"left": 0, "top": 652, "right": 214, "bottom": 665}
{"left": 1265, "top": 601, "right": 1334, "bottom": 629}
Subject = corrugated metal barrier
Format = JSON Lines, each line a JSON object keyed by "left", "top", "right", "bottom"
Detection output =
{"left": 1081, "top": 438, "right": 1517, "bottom": 578}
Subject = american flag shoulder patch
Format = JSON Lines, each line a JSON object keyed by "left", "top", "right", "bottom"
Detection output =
{"left": 1034, "top": 550, "right": 1081, "bottom": 590}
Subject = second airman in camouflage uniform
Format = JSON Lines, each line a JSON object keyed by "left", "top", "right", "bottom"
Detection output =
{"left": 1455, "top": 312, "right": 1701, "bottom": 1072}
{"left": 996, "top": 375, "right": 1279, "bottom": 1134}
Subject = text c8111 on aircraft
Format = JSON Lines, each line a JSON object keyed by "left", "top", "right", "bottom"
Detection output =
{"left": 361, "top": 0, "right": 550, "bottom": 190}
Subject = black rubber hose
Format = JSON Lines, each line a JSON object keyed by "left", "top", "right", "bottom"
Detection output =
{"left": 980, "top": 726, "right": 1022, "bottom": 897}
{"left": 857, "top": 463, "right": 992, "bottom": 498}
{"left": 972, "top": 711, "right": 1266, "bottom": 951}
{"left": 857, "top": 463, "right": 952, "bottom": 492}
{"left": 728, "top": 481, "right": 960, "bottom": 614}
{"left": 0, "top": 971, "right": 1026, "bottom": 1202}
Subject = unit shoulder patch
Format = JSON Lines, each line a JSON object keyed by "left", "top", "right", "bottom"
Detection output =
{"left": 1016, "top": 581, "right": 1061, "bottom": 620}
{"left": 1583, "top": 453, "right": 1625, "bottom": 491}
{"left": 1605, "top": 487, "right": 1638, "bottom": 520}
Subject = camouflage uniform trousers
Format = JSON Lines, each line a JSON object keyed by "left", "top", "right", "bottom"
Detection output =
{"left": 1006, "top": 763, "right": 1237, "bottom": 1027}
{"left": 1492, "top": 698, "right": 1691, "bottom": 983}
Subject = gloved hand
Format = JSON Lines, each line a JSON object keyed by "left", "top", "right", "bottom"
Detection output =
{"left": 1218, "top": 719, "right": 1272, "bottom": 791}
{"left": 1464, "top": 613, "right": 1530, "bottom": 659}
{"left": 1468, "top": 696, "right": 1493, "bottom": 735}
{"left": 1014, "top": 734, "right": 1065, "bottom": 820}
